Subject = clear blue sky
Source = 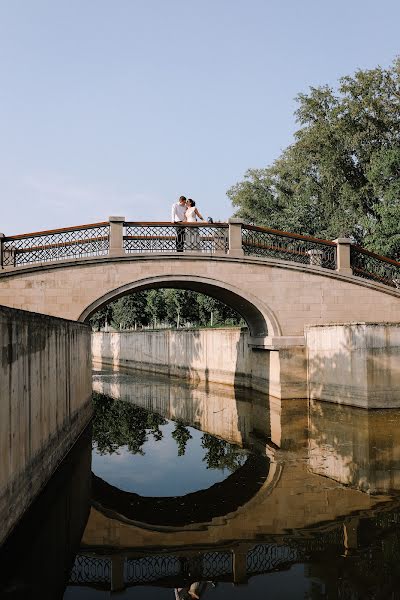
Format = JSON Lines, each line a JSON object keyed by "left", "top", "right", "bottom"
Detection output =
{"left": 1, "top": 0, "right": 399, "bottom": 234}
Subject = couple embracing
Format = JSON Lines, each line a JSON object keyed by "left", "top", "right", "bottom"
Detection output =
{"left": 171, "top": 195, "right": 205, "bottom": 252}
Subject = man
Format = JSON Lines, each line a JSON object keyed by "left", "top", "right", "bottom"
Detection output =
{"left": 171, "top": 195, "right": 187, "bottom": 252}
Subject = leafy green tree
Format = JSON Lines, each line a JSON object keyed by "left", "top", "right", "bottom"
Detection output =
{"left": 227, "top": 59, "right": 400, "bottom": 257}
{"left": 89, "top": 304, "right": 113, "bottom": 331}
{"left": 112, "top": 293, "right": 149, "bottom": 329}
{"left": 145, "top": 289, "right": 167, "bottom": 327}
{"left": 90, "top": 289, "right": 244, "bottom": 330}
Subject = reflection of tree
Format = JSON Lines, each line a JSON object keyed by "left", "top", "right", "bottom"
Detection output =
{"left": 171, "top": 420, "right": 193, "bottom": 456}
{"left": 92, "top": 394, "right": 247, "bottom": 471}
{"left": 92, "top": 393, "right": 166, "bottom": 455}
{"left": 201, "top": 434, "right": 247, "bottom": 472}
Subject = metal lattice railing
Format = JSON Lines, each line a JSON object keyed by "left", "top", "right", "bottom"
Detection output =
{"left": 242, "top": 225, "right": 337, "bottom": 269}
{"left": 1, "top": 223, "right": 110, "bottom": 267}
{"left": 123, "top": 222, "right": 228, "bottom": 254}
{"left": 70, "top": 555, "right": 111, "bottom": 584}
{"left": 351, "top": 245, "right": 400, "bottom": 289}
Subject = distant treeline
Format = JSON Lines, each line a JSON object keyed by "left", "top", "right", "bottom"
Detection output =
{"left": 90, "top": 289, "right": 244, "bottom": 330}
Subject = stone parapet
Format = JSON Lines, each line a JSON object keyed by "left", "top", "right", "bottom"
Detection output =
{"left": 0, "top": 306, "right": 92, "bottom": 544}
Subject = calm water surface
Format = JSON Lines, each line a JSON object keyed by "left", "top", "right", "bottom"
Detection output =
{"left": 2, "top": 369, "right": 400, "bottom": 599}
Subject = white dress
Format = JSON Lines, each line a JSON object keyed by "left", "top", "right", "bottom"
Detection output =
{"left": 185, "top": 207, "right": 199, "bottom": 249}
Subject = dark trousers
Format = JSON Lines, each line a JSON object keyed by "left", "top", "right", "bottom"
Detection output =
{"left": 176, "top": 225, "right": 186, "bottom": 252}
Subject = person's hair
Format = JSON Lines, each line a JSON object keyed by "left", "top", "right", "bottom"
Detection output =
{"left": 179, "top": 196, "right": 187, "bottom": 203}
{"left": 187, "top": 199, "right": 195, "bottom": 207}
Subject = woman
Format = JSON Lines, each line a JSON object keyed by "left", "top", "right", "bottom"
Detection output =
{"left": 185, "top": 199, "right": 204, "bottom": 251}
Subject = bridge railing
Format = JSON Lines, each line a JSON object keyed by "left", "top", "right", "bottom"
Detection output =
{"left": 241, "top": 224, "right": 337, "bottom": 270}
{"left": 123, "top": 222, "right": 228, "bottom": 254}
{"left": 350, "top": 245, "right": 400, "bottom": 289}
{"left": 1, "top": 218, "right": 399, "bottom": 291}
{"left": 0, "top": 222, "right": 110, "bottom": 267}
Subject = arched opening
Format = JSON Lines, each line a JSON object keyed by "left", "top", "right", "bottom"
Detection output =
{"left": 78, "top": 275, "right": 281, "bottom": 337}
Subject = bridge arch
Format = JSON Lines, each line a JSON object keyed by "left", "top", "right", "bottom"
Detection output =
{"left": 77, "top": 274, "right": 281, "bottom": 337}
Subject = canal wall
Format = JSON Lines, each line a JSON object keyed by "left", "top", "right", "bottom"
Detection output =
{"left": 0, "top": 306, "right": 92, "bottom": 545}
{"left": 306, "top": 322, "right": 400, "bottom": 408}
{"left": 91, "top": 328, "right": 307, "bottom": 399}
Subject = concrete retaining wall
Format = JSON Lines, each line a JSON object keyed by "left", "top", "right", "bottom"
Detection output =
{"left": 0, "top": 306, "right": 92, "bottom": 545}
{"left": 306, "top": 322, "right": 400, "bottom": 408}
{"left": 92, "top": 328, "right": 307, "bottom": 398}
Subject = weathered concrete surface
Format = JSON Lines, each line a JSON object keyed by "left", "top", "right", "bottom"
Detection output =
{"left": 1, "top": 254, "right": 400, "bottom": 338}
{"left": 92, "top": 328, "right": 307, "bottom": 399}
{"left": 308, "top": 400, "right": 400, "bottom": 493}
{"left": 306, "top": 322, "right": 400, "bottom": 408}
{"left": 0, "top": 306, "right": 92, "bottom": 545}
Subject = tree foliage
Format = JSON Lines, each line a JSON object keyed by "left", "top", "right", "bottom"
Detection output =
{"left": 92, "top": 393, "right": 246, "bottom": 471}
{"left": 201, "top": 433, "right": 247, "bottom": 472}
{"left": 227, "top": 59, "right": 400, "bottom": 259}
{"left": 90, "top": 289, "right": 244, "bottom": 330}
{"left": 92, "top": 392, "right": 166, "bottom": 455}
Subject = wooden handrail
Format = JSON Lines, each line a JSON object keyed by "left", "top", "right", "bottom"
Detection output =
{"left": 11, "top": 236, "right": 108, "bottom": 254}
{"left": 242, "top": 224, "right": 336, "bottom": 246}
{"left": 352, "top": 244, "right": 400, "bottom": 268}
{"left": 4, "top": 222, "right": 110, "bottom": 240}
{"left": 124, "top": 221, "right": 228, "bottom": 228}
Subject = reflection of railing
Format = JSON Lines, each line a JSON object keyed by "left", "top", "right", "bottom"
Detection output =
{"left": 68, "top": 544, "right": 307, "bottom": 589}
{"left": 69, "top": 555, "right": 111, "bottom": 585}
{"left": 0, "top": 223, "right": 110, "bottom": 267}
{"left": 246, "top": 544, "right": 301, "bottom": 573}
{"left": 241, "top": 225, "right": 337, "bottom": 270}
{"left": 351, "top": 245, "right": 400, "bottom": 289}
{"left": 123, "top": 222, "right": 228, "bottom": 254}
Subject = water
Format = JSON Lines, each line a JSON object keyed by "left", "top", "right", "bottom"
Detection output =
{"left": 2, "top": 369, "right": 400, "bottom": 599}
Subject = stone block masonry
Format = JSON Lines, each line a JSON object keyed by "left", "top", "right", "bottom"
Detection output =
{"left": 0, "top": 306, "right": 92, "bottom": 545}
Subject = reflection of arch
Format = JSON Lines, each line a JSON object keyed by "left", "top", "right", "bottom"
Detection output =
{"left": 78, "top": 275, "right": 281, "bottom": 337}
{"left": 91, "top": 453, "right": 272, "bottom": 529}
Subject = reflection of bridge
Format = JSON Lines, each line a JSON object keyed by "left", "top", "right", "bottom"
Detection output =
{"left": 69, "top": 543, "right": 308, "bottom": 590}
{"left": 1, "top": 218, "right": 400, "bottom": 343}
{"left": 70, "top": 507, "right": 400, "bottom": 593}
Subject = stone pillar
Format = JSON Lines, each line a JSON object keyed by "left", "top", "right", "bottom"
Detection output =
{"left": 233, "top": 546, "right": 249, "bottom": 584}
{"left": 228, "top": 218, "right": 244, "bottom": 257}
{"left": 109, "top": 216, "right": 125, "bottom": 257}
{"left": 343, "top": 518, "right": 359, "bottom": 555}
{"left": 333, "top": 238, "right": 353, "bottom": 275}
{"left": 0, "top": 233, "right": 4, "bottom": 268}
{"left": 111, "top": 555, "right": 125, "bottom": 592}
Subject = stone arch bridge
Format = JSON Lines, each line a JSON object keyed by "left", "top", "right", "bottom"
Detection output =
{"left": 1, "top": 217, "right": 399, "bottom": 346}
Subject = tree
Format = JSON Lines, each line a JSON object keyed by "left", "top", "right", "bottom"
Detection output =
{"left": 90, "top": 289, "right": 244, "bottom": 330}
{"left": 111, "top": 293, "right": 149, "bottom": 329}
{"left": 89, "top": 304, "right": 113, "bottom": 331}
{"left": 145, "top": 289, "right": 167, "bottom": 327}
{"left": 227, "top": 59, "right": 400, "bottom": 258}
